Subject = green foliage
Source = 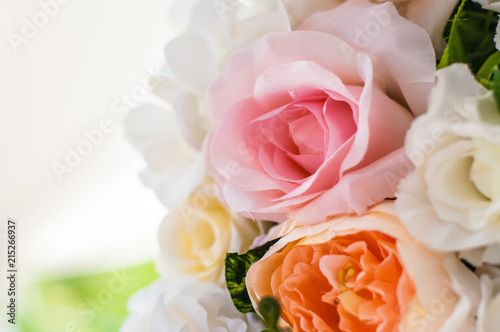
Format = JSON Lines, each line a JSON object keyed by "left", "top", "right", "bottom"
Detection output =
{"left": 490, "top": 67, "right": 500, "bottom": 110}
{"left": 20, "top": 262, "right": 158, "bottom": 332}
{"left": 439, "top": 0, "right": 499, "bottom": 73}
{"left": 476, "top": 51, "right": 500, "bottom": 111}
{"left": 476, "top": 51, "right": 500, "bottom": 82}
{"left": 259, "top": 297, "right": 282, "bottom": 332}
{"left": 225, "top": 239, "right": 279, "bottom": 313}
{"left": 438, "top": 0, "right": 468, "bottom": 69}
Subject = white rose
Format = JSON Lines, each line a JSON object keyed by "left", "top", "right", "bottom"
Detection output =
{"left": 396, "top": 63, "right": 500, "bottom": 255}
{"left": 124, "top": 105, "right": 203, "bottom": 209}
{"left": 120, "top": 277, "right": 263, "bottom": 332}
{"left": 157, "top": 179, "right": 266, "bottom": 284}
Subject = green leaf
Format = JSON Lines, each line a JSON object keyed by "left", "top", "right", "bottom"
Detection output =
{"left": 438, "top": 0, "right": 499, "bottom": 73}
{"left": 476, "top": 51, "right": 500, "bottom": 83}
{"left": 225, "top": 238, "right": 279, "bottom": 313}
{"left": 259, "top": 296, "right": 282, "bottom": 330}
{"left": 438, "top": 0, "right": 468, "bottom": 69}
{"left": 491, "top": 67, "right": 500, "bottom": 111}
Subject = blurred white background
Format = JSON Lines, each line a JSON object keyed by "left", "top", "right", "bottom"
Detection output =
{"left": 0, "top": 0, "right": 176, "bottom": 315}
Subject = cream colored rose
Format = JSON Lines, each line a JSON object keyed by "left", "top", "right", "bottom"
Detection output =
{"left": 156, "top": 179, "right": 265, "bottom": 284}
{"left": 397, "top": 63, "right": 500, "bottom": 254}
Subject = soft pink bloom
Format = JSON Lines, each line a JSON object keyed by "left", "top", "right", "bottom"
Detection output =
{"left": 204, "top": 0, "right": 435, "bottom": 223}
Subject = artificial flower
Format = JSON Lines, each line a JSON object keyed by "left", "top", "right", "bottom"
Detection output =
{"left": 204, "top": 0, "right": 436, "bottom": 223}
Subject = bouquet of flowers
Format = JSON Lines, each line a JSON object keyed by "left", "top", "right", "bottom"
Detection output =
{"left": 119, "top": 0, "right": 500, "bottom": 331}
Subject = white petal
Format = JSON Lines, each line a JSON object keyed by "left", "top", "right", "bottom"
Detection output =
{"left": 496, "top": 22, "right": 500, "bottom": 51}
{"left": 477, "top": 274, "right": 500, "bottom": 332}
{"left": 439, "top": 255, "right": 481, "bottom": 332}
{"left": 121, "top": 278, "right": 250, "bottom": 332}
{"left": 124, "top": 104, "right": 203, "bottom": 208}
{"left": 174, "top": 92, "right": 209, "bottom": 150}
{"left": 282, "top": 0, "right": 342, "bottom": 28}
{"left": 165, "top": 33, "right": 220, "bottom": 92}
{"left": 169, "top": 0, "right": 201, "bottom": 30}
{"left": 152, "top": 73, "right": 185, "bottom": 105}
{"left": 406, "top": 0, "right": 460, "bottom": 55}
{"left": 228, "top": 1, "right": 291, "bottom": 43}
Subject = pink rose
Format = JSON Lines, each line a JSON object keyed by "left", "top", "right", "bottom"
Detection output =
{"left": 204, "top": 0, "right": 436, "bottom": 223}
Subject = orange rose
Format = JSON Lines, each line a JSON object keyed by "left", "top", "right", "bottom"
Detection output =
{"left": 247, "top": 202, "right": 477, "bottom": 331}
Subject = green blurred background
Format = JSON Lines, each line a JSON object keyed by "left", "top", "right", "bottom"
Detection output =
{"left": 20, "top": 263, "right": 158, "bottom": 332}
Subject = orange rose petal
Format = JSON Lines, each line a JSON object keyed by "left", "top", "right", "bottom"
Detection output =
{"left": 319, "top": 254, "right": 352, "bottom": 291}
{"left": 338, "top": 303, "right": 376, "bottom": 332}
{"left": 337, "top": 289, "right": 367, "bottom": 315}
{"left": 358, "top": 299, "right": 383, "bottom": 323}
{"left": 253, "top": 231, "right": 416, "bottom": 332}
{"left": 396, "top": 270, "right": 416, "bottom": 318}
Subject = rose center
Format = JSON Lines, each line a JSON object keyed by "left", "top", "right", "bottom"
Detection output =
{"left": 273, "top": 231, "right": 414, "bottom": 332}
{"left": 243, "top": 93, "right": 357, "bottom": 183}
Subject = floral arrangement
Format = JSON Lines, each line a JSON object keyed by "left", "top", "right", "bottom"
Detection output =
{"left": 120, "top": 0, "right": 500, "bottom": 331}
